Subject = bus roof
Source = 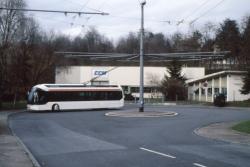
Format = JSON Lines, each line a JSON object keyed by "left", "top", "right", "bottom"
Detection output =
{"left": 43, "top": 84, "right": 119, "bottom": 88}
{"left": 33, "top": 84, "right": 121, "bottom": 91}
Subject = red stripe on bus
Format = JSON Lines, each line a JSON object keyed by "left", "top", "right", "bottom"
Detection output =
{"left": 48, "top": 89, "right": 120, "bottom": 92}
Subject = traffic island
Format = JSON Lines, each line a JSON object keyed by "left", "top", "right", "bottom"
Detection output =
{"left": 195, "top": 122, "right": 250, "bottom": 145}
{"left": 105, "top": 110, "right": 178, "bottom": 118}
{"left": 232, "top": 120, "right": 250, "bottom": 134}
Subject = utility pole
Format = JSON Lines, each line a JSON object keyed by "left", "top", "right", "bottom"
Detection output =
{"left": 139, "top": 1, "right": 146, "bottom": 112}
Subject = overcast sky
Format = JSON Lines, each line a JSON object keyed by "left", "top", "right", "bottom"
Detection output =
{"left": 24, "top": 0, "right": 250, "bottom": 41}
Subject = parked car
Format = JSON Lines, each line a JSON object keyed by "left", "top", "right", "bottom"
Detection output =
{"left": 214, "top": 93, "right": 226, "bottom": 107}
{"left": 124, "top": 93, "right": 138, "bottom": 101}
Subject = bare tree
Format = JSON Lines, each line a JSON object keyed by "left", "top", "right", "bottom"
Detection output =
{"left": 84, "top": 27, "right": 114, "bottom": 52}
{"left": 116, "top": 32, "right": 139, "bottom": 53}
{"left": 0, "top": 0, "right": 26, "bottom": 106}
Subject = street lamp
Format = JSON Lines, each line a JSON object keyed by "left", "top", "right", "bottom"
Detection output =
{"left": 139, "top": 1, "right": 146, "bottom": 112}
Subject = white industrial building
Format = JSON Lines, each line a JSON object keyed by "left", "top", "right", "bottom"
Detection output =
{"left": 55, "top": 66, "right": 250, "bottom": 102}
{"left": 186, "top": 71, "right": 250, "bottom": 102}
{"left": 56, "top": 66, "right": 205, "bottom": 98}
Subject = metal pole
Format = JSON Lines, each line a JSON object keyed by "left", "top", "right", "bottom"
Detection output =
{"left": 139, "top": 1, "right": 146, "bottom": 112}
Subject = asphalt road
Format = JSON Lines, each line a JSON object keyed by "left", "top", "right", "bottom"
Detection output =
{"left": 9, "top": 104, "right": 250, "bottom": 167}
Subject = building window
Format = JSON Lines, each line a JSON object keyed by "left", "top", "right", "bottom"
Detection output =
{"left": 214, "top": 88, "right": 219, "bottom": 94}
{"left": 222, "top": 88, "right": 227, "bottom": 95}
{"left": 131, "top": 87, "right": 139, "bottom": 93}
{"left": 194, "top": 88, "right": 199, "bottom": 95}
{"left": 201, "top": 88, "right": 205, "bottom": 95}
{"left": 208, "top": 88, "right": 212, "bottom": 96}
{"left": 122, "top": 86, "right": 128, "bottom": 94}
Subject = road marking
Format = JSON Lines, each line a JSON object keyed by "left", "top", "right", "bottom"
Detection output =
{"left": 140, "top": 147, "right": 176, "bottom": 159}
{"left": 193, "top": 163, "right": 207, "bottom": 167}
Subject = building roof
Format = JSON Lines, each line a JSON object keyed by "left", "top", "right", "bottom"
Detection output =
{"left": 186, "top": 71, "right": 247, "bottom": 84}
{"left": 55, "top": 51, "right": 228, "bottom": 66}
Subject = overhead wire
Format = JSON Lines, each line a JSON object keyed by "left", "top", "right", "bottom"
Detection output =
{"left": 103, "top": 0, "right": 184, "bottom": 25}
{"left": 176, "top": 0, "right": 211, "bottom": 26}
{"left": 190, "top": 0, "right": 226, "bottom": 25}
{"left": 0, "top": 7, "right": 108, "bottom": 15}
{"left": 70, "top": 0, "right": 92, "bottom": 27}
{"left": 18, "top": 0, "right": 113, "bottom": 33}
{"left": 19, "top": 0, "right": 226, "bottom": 38}
{"left": 33, "top": 14, "right": 133, "bottom": 35}
{"left": 108, "top": 14, "right": 179, "bottom": 25}
{"left": 62, "top": 0, "right": 103, "bottom": 13}
{"left": 83, "top": 0, "right": 108, "bottom": 23}
{"left": 183, "top": 0, "right": 211, "bottom": 20}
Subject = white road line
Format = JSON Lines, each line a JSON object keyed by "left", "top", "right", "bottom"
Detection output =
{"left": 140, "top": 147, "right": 176, "bottom": 159}
{"left": 193, "top": 163, "right": 207, "bottom": 167}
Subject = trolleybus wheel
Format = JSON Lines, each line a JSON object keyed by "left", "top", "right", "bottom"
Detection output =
{"left": 52, "top": 104, "right": 60, "bottom": 111}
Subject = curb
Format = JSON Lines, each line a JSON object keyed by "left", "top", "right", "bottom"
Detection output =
{"left": 193, "top": 121, "right": 250, "bottom": 146}
{"left": 0, "top": 112, "right": 11, "bottom": 135}
{"left": 193, "top": 125, "right": 234, "bottom": 145}
{"left": 3, "top": 111, "right": 41, "bottom": 167}
{"left": 126, "top": 103, "right": 250, "bottom": 110}
{"left": 149, "top": 103, "right": 176, "bottom": 106}
{"left": 105, "top": 111, "right": 178, "bottom": 118}
{"left": 11, "top": 131, "right": 41, "bottom": 167}
{"left": 125, "top": 102, "right": 177, "bottom": 106}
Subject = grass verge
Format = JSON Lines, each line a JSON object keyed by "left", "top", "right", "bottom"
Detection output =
{"left": 232, "top": 120, "right": 250, "bottom": 134}
{"left": 227, "top": 99, "right": 250, "bottom": 107}
{"left": 0, "top": 101, "right": 26, "bottom": 110}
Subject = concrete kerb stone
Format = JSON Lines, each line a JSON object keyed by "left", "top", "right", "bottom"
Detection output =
{"left": 0, "top": 112, "right": 11, "bottom": 135}
{"left": 125, "top": 102, "right": 177, "bottom": 106}
{"left": 194, "top": 121, "right": 250, "bottom": 146}
{"left": 0, "top": 110, "right": 41, "bottom": 167}
{"left": 11, "top": 131, "right": 41, "bottom": 167}
{"left": 105, "top": 111, "right": 178, "bottom": 118}
{"left": 150, "top": 103, "right": 176, "bottom": 106}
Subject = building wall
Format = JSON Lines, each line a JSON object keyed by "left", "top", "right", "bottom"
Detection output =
{"left": 182, "top": 67, "right": 205, "bottom": 80}
{"left": 187, "top": 73, "right": 250, "bottom": 102}
{"left": 227, "top": 74, "right": 250, "bottom": 101}
{"left": 55, "top": 67, "right": 81, "bottom": 84}
{"left": 56, "top": 66, "right": 205, "bottom": 86}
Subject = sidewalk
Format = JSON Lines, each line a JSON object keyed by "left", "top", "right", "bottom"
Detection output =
{"left": 0, "top": 111, "right": 34, "bottom": 167}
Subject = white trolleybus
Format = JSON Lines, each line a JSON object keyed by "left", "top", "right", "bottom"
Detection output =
{"left": 27, "top": 84, "right": 124, "bottom": 111}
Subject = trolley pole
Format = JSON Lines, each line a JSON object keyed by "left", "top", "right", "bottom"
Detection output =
{"left": 139, "top": 1, "right": 146, "bottom": 112}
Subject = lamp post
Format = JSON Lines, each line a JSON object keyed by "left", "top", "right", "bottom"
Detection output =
{"left": 139, "top": 1, "right": 146, "bottom": 112}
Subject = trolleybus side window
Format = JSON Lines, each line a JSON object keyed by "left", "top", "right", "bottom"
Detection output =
{"left": 46, "top": 90, "right": 122, "bottom": 101}
{"left": 28, "top": 90, "right": 123, "bottom": 103}
{"left": 37, "top": 90, "right": 47, "bottom": 104}
{"left": 108, "top": 91, "right": 123, "bottom": 100}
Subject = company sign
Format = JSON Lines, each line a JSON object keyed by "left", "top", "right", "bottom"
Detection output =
{"left": 92, "top": 68, "right": 109, "bottom": 81}
{"left": 94, "top": 71, "right": 107, "bottom": 76}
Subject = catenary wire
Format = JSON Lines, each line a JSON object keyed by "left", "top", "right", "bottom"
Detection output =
{"left": 190, "top": 0, "right": 226, "bottom": 25}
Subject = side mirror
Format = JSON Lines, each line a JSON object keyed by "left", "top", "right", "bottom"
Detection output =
{"left": 26, "top": 91, "right": 30, "bottom": 100}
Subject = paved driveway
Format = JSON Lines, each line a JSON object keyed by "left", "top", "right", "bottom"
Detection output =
{"left": 9, "top": 104, "right": 250, "bottom": 167}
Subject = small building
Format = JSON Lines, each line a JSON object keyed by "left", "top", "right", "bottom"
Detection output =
{"left": 56, "top": 66, "right": 205, "bottom": 99}
{"left": 186, "top": 71, "right": 250, "bottom": 102}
